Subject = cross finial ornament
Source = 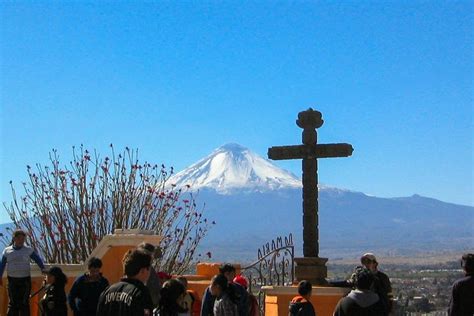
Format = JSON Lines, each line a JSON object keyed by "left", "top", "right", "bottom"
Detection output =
{"left": 268, "top": 108, "right": 353, "bottom": 284}
{"left": 297, "top": 108, "right": 323, "bottom": 129}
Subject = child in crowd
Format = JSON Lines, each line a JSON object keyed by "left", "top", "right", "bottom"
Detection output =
{"left": 176, "top": 276, "right": 202, "bottom": 316}
{"left": 155, "top": 278, "right": 189, "bottom": 316}
{"left": 288, "top": 280, "right": 316, "bottom": 316}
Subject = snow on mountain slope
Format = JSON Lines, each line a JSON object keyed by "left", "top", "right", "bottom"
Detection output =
{"left": 169, "top": 143, "right": 302, "bottom": 194}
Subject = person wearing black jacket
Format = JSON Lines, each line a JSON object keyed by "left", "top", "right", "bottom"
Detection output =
{"left": 68, "top": 257, "right": 109, "bottom": 316}
{"left": 96, "top": 249, "right": 154, "bottom": 316}
{"left": 288, "top": 280, "right": 316, "bottom": 316}
{"left": 138, "top": 242, "right": 162, "bottom": 309}
{"left": 360, "top": 253, "right": 392, "bottom": 315}
{"left": 448, "top": 253, "right": 474, "bottom": 316}
{"left": 40, "top": 266, "right": 68, "bottom": 316}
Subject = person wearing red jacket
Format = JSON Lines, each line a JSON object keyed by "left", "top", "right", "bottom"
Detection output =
{"left": 233, "top": 275, "right": 260, "bottom": 316}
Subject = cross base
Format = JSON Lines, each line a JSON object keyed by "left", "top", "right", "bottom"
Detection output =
{"left": 294, "top": 257, "right": 329, "bottom": 286}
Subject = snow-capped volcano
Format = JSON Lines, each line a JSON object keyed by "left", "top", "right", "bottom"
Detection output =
{"left": 169, "top": 143, "right": 302, "bottom": 194}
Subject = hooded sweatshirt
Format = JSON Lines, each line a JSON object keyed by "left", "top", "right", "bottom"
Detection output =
{"left": 333, "top": 289, "right": 384, "bottom": 316}
{"left": 288, "top": 296, "right": 316, "bottom": 316}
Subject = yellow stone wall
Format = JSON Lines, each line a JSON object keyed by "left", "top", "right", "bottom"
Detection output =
{"left": 262, "top": 285, "right": 350, "bottom": 316}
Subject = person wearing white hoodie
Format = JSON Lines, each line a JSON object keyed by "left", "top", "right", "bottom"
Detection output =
{"left": 333, "top": 267, "right": 384, "bottom": 316}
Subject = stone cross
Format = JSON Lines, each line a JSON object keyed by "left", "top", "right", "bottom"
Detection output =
{"left": 268, "top": 108, "right": 353, "bottom": 284}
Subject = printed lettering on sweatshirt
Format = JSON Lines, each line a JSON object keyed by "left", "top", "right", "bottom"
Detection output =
{"left": 105, "top": 291, "right": 133, "bottom": 306}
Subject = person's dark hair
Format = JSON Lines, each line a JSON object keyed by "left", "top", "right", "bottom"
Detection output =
{"left": 461, "top": 253, "right": 474, "bottom": 273}
{"left": 47, "top": 266, "right": 67, "bottom": 286}
{"left": 158, "top": 279, "right": 187, "bottom": 315}
{"left": 87, "top": 257, "right": 103, "bottom": 269}
{"left": 297, "top": 280, "right": 312, "bottom": 297}
{"left": 212, "top": 274, "right": 229, "bottom": 291}
{"left": 11, "top": 229, "right": 27, "bottom": 245}
{"left": 176, "top": 276, "right": 188, "bottom": 288}
{"left": 212, "top": 274, "right": 238, "bottom": 303}
{"left": 13, "top": 229, "right": 26, "bottom": 238}
{"left": 352, "top": 266, "right": 375, "bottom": 290}
{"left": 123, "top": 249, "right": 151, "bottom": 277}
{"left": 219, "top": 263, "right": 236, "bottom": 274}
{"left": 138, "top": 242, "right": 156, "bottom": 254}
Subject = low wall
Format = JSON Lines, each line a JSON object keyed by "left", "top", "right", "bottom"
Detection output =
{"left": 262, "top": 285, "right": 350, "bottom": 316}
{"left": 0, "top": 264, "right": 83, "bottom": 316}
{"left": 2, "top": 259, "right": 349, "bottom": 316}
{"left": 182, "top": 262, "right": 242, "bottom": 300}
{"left": 0, "top": 230, "right": 161, "bottom": 316}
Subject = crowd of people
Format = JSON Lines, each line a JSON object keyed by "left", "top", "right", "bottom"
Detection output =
{"left": 0, "top": 230, "right": 260, "bottom": 316}
{"left": 0, "top": 229, "right": 473, "bottom": 316}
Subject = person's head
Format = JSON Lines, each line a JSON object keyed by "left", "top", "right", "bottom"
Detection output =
{"left": 46, "top": 266, "right": 67, "bottom": 287}
{"left": 211, "top": 274, "right": 229, "bottom": 297}
{"left": 122, "top": 249, "right": 152, "bottom": 283}
{"left": 160, "top": 279, "right": 186, "bottom": 309}
{"left": 219, "top": 263, "right": 236, "bottom": 283}
{"left": 461, "top": 253, "right": 474, "bottom": 274}
{"left": 297, "top": 280, "right": 312, "bottom": 299}
{"left": 352, "top": 266, "right": 375, "bottom": 290}
{"left": 176, "top": 276, "right": 188, "bottom": 290}
{"left": 12, "top": 229, "right": 26, "bottom": 247}
{"left": 233, "top": 275, "right": 248, "bottom": 289}
{"left": 138, "top": 242, "right": 162, "bottom": 259}
{"left": 360, "top": 253, "right": 378, "bottom": 272}
{"left": 87, "top": 257, "right": 103, "bottom": 277}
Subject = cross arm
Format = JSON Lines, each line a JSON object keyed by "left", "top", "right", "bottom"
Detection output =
{"left": 268, "top": 143, "right": 353, "bottom": 160}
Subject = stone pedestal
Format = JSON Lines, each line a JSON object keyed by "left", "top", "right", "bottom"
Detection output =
{"left": 294, "top": 257, "right": 328, "bottom": 285}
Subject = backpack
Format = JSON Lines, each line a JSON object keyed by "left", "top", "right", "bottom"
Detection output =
{"left": 288, "top": 296, "right": 315, "bottom": 316}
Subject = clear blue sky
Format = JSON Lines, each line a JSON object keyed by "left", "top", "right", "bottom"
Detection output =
{"left": 1, "top": 2, "right": 472, "bottom": 223}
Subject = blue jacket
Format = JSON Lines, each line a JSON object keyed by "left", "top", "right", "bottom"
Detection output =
{"left": 68, "top": 273, "right": 109, "bottom": 315}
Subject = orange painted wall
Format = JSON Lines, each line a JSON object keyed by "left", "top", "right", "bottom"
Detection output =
{"left": 264, "top": 290, "right": 347, "bottom": 316}
{"left": 100, "top": 245, "right": 131, "bottom": 283}
{"left": 1, "top": 275, "right": 80, "bottom": 316}
{"left": 0, "top": 245, "right": 135, "bottom": 316}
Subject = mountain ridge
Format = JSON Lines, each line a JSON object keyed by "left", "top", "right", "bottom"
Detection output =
{"left": 168, "top": 143, "right": 472, "bottom": 261}
{"left": 1, "top": 143, "right": 471, "bottom": 262}
{"left": 170, "top": 143, "right": 467, "bottom": 205}
{"left": 169, "top": 143, "right": 302, "bottom": 194}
